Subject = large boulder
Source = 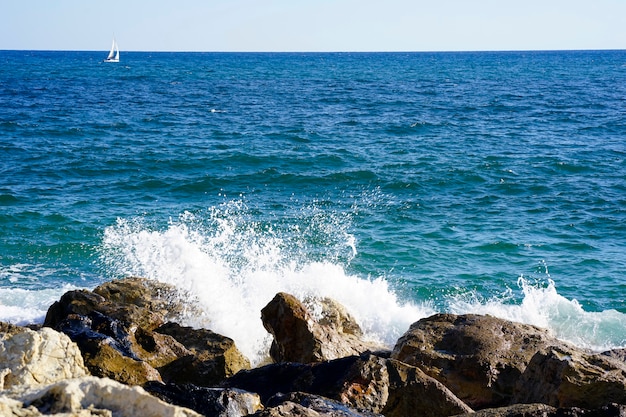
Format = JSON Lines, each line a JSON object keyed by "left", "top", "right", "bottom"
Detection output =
{"left": 3, "top": 376, "right": 201, "bottom": 417}
{"left": 224, "top": 352, "right": 472, "bottom": 417}
{"left": 390, "top": 314, "right": 565, "bottom": 409}
{"left": 0, "top": 324, "right": 88, "bottom": 390}
{"left": 513, "top": 345, "right": 626, "bottom": 408}
{"left": 44, "top": 277, "right": 250, "bottom": 387}
{"left": 261, "top": 292, "right": 383, "bottom": 364}
{"left": 224, "top": 353, "right": 390, "bottom": 413}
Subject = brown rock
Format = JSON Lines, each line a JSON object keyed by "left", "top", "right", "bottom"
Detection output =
{"left": 144, "top": 381, "right": 263, "bottom": 417}
{"left": 223, "top": 353, "right": 389, "bottom": 412}
{"left": 454, "top": 403, "right": 556, "bottom": 417}
{"left": 383, "top": 358, "right": 473, "bottom": 417}
{"left": 255, "top": 392, "right": 385, "bottom": 417}
{"left": 602, "top": 348, "right": 626, "bottom": 363}
{"left": 224, "top": 352, "right": 472, "bottom": 417}
{"left": 391, "top": 313, "right": 563, "bottom": 409}
{"left": 44, "top": 277, "right": 250, "bottom": 387}
{"left": 261, "top": 292, "right": 382, "bottom": 364}
{"left": 153, "top": 322, "right": 250, "bottom": 386}
{"left": 454, "top": 403, "right": 626, "bottom": 417}
{"left": 513, "top": 345, "right": 626, "bottom": 408}
{"left": 83, "top": 342, "right": 162, "bottom": 385}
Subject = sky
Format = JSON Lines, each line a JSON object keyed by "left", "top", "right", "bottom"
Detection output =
{"left": 1, "top": 0, "right": 625, "bottom": 52}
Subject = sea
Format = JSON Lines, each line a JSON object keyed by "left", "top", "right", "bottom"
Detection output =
{"left": 1, "top": 49, "right": 625, "bottom": 365}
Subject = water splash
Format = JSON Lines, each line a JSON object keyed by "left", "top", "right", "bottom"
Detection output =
{"left": 448, "top": 276, "right": 626, "bottom": 351}
{"left": 100, "top": 200, "right": 431, "bottom": 365}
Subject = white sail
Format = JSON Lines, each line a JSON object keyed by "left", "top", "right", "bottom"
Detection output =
{"left": 104, "top": 38, "right": 119, "bottom": 62}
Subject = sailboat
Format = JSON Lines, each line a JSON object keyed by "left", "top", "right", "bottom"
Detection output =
{"left": 104, "top": 37, "right": 120, "bottom": 63}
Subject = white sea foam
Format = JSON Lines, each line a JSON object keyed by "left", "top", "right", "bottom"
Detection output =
{"left": 448, "top": 277, "right": 626, "bottom": 352}
{"left": 0, "top": 284, "right": 79, "bottom": 325}
{"left": 97, "top": 203, "right": 626, "bottom": 365}
{"left": 99, "top": 203, "right": 433, "bottom": 365}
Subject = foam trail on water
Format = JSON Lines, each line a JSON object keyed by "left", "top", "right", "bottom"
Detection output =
{"left": 100, "top": 204, "right": 432, "bottom": 365}
{"left": 0, "top": 284, "right": 79, "bottom": 325}
{"left": 448, "top": 277, "right": 626, "bottom": 352}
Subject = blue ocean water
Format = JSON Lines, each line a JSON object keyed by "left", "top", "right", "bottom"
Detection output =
{"left": 1, "top": 50, "right": 625, "bottom": 364}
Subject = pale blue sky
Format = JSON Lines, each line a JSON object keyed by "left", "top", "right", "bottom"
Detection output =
{"left": 1, "top": 0, "right": 624, "bottom": 52}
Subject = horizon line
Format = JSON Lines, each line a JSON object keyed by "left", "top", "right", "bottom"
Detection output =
{"left": 1, "top": 47, "right": 625, "bottom": 54}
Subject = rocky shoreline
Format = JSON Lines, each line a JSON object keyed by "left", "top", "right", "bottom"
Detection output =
{"left": 1, "top": 277, "right": 624, "bottom": 416}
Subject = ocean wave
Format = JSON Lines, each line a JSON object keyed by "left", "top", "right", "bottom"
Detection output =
{"left": 96, "top": 202, "right": 626, "bottom": 366}
{"left": 98, "top": 202, "right": 432, "bottom": 365}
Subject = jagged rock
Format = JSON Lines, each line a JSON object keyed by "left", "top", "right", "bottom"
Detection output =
{"left": 44, "top": 277, "right": 250, "bottom": 387}
{"left": 391, "top": 313, "right": 566, "bottom": 409}
{"left": 602, "top": 348, "right": 626, "bottom": 363}
{"left": 0, "top": 325, "right": 88, "bottom": 390}
{"left": 4, "top": 376, "right": 201, "bottom": 417}
{"left": 44, "top": 277, "right": 183, "bottom": 333}
{"left": 253, "top": 392, "right": 384, "bottom": 417}
{"left": 223, "top": 353, "right": 389, "bottom": 412}
{"left": 383, "top": 358, "right": 473, "bottom": 417}
{"left": 155, "top": 322, "right": 250, "bottom": 385}
{"left": 454, "top": 403, "right": 557, "bottom": 417}
{"left": 513, "top": 345, "right": 626, "bottom": 409}
{"left": 454, "top": 403, "right": 626, "bottom": 417}
{"left": 144, "top": 381, "right": 262, "bottom": 417}
{"left": 224, "top": 352, "right": 472, "bottom": 416}
{"left": 261, "top": 292, "right": 382, "bottom": 364}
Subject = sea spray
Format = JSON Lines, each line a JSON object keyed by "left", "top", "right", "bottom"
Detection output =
{"left": 448, "top": 277, "right": 626, "bottom": 351}
{"left": 100, "top": 201, "right": 432, "bottom": 365}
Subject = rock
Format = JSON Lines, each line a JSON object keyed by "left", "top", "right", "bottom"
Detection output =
{"left": 513, "top": 345, "right": 626, "bottom": 409}
{"left": 44, "top": 277, "right": 250, "bottom": 387}
{"left": 144, "top": 381, "right": 263, "bottom": 417}
{"left": 602, "top": 348, "right": 626, "bottom": 363}
{"left": 44, "top": 277, "right": 183, "bottom": 332}
{"left": 383, "top": 358, "right": 473, "bottom": 417}
{"left": 453, "top": 403, "right": 557, "bottom": 417}
{"left": 6, "top": 376, "right": 202, "bottom": 417}
{"left": 454, "top": 403, "right": 626, "bottom": 417}
{"left": 391, "top": 313, "right": 565, "bottom": 409}
{"left": 223, "top": 353, "right": 389, "bottom": 413}
{"left": 254, "top": 392, "right": 385, "bottom": 417}
{"left": 261, "top": 292, "right": 382, "bottom": 364}
{"left": 155, "top": 322, "right": 250, "bottom": 386}
{"left": 53, "top": 312, "right": 164, "bottom": 386}
{"left": 0, "top": 325, "right": 88, "bottom": 390}
{"left": 224, "top": 352, "right": 472, "bottom": 417}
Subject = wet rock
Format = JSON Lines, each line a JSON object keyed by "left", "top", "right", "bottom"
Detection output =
{"left": 383, "top": 358, "right": 473, "bottom": 417}
{"left": 0, "top": 325, "right": 88, "bottom": 390}
{"left": 454, "top": 403, "right": 626, "bottom": 417}
{"left": 7, "top": 376, "right": 201, "bottom": 417}
{"left": 454, "top": 403, "right": 557, "bottom": 417}
{"left": 144, "top": 381, "right": 262, "bottom": 417}
{"left": 261, "top": 292, "right": 383, "bottom": 364}
{"left": 224, "top": 351, "right": 472, "bottom": 416}
{"left": 602, "top": 348, "right": 626, "bottom": 363}
{"left": 44, "top": 277, "right": 250, "bottom": 387}
{"left": 155, "top": 322, "right": 250, "bottom": 385}
{"left": 254, "top": 392, "right": 385, "bottom": 417}
{"left": 223, "top": 353, "right": 389, "bottom": 413}
{"left": 513, "top": 345, "right": 626, "bottom": 409}
{"left": 391, "top": 313, "right": 564, "bottom": 409}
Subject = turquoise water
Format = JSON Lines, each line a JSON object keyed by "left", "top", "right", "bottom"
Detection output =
{"left": 1, "top": 50, "right": 625, "bottom": 363}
